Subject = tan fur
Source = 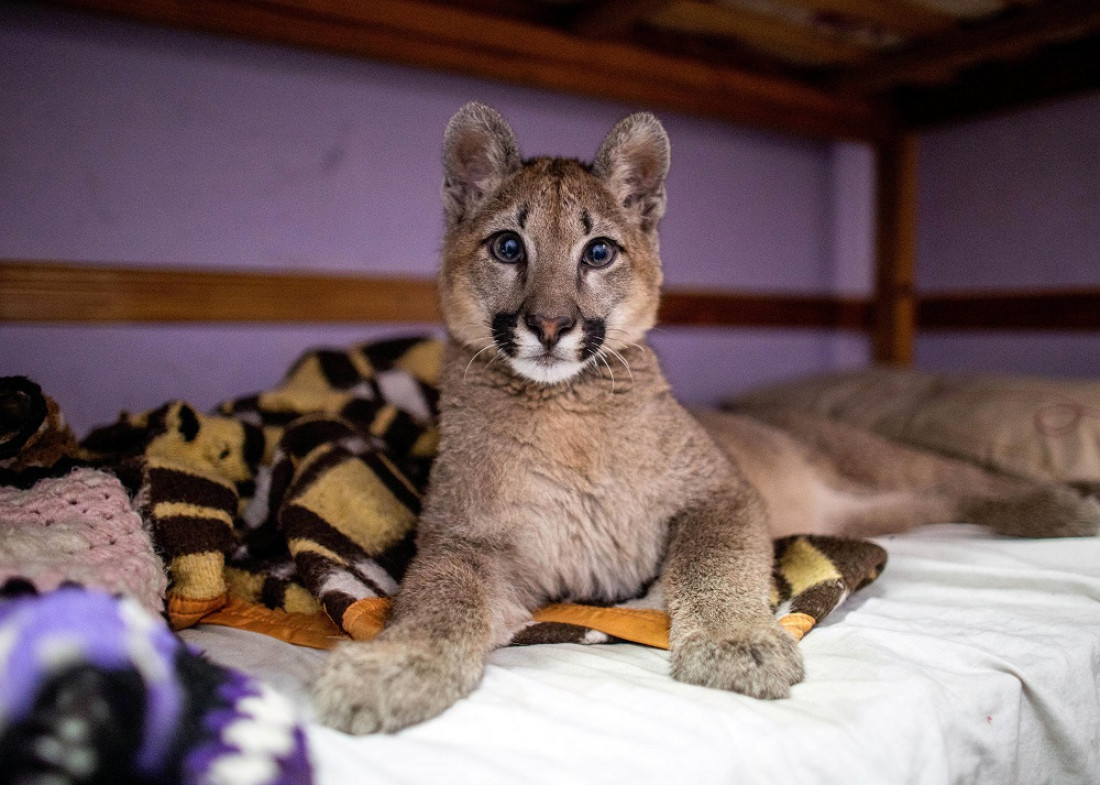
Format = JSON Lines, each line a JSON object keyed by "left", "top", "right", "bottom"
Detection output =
{"left": 311, "top": 103, "right": 1099, "bottom": 735}
{"left": 698, "top": 407, "right": 1100, "bottom": 539}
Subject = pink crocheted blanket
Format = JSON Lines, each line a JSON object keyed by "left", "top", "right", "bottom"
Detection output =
{"left": 0, "top": 467, "right": 166, "bottom": 614}
{"left": 0, "top": 376, "right": 166, "bottom": 614}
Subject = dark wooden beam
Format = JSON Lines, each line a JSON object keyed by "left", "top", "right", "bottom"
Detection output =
{"left": 872, "top": 133, "right": 919, "bottom": 366}
{"left": 630, "top": 20, "right": 810, "bottom": 80}
{"left": 0, "top": 261, "right": 873, "bottom": 330}
{"left": 6, "top": 262, "right": 1097, "bottom": 332}
{"left": 895, "top": 34, "right": 1100, "bottom": 128}
{"left": 647, "top": 0, "right": 875, "bottom": 66}
{"left": 571, "top": 0, "right": 675, "bottom": 37}
{"left": 778, "top": 0, "right": 955, "bottom": 38}
{"left": 40, "top": 0, "right": 889, "bottom": 141}
{"left": 659, "top": 289, "right": 871, "bottom": 330}
{"left": 919, "top": 289, "right": 1100, "bottom": 331}
{"left": 826, "top": 0, "right": 1100, "bottom": 96}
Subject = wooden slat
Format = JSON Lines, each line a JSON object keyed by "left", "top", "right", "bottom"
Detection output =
{"left": 658, "top": 289, "right": 871, "bottom": 330}
{"left": 649, "top": 0, "right": 875, "bottom": 66}
{"left": 0, "top": 261, "right": 873, "bottom": 330}
{"left": 6, "top": 263, "right": 1097, "bottom": 332}
{"left": 872, "top": 133, "right": 919, "bottom": 366}
{"left": 827, "top": 0, "right": 1100, "bottom": 95}
{"left": 919, "top": 289, "right": 1100, "bottom": 331}
{"left": 43, "top": 0, "right": 889, "bottom": 141}
{"left": 0, "top": 262, "right": 442, "bottom": 323}
{"left": 778, "top": 0, "right": 955, "bottom": 38}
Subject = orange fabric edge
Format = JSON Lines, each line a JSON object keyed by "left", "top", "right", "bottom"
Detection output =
{"left": 533, "top": 603, "right": 671, "bottom": 649}
{"left": 168, "top": 593, "right": 228, "bottom": 630}
{"left": 172, "top": 595, "right": 675, "bottom": 651}
{"left": 342, "top": 597, "right": 392, "bottom": 641}
{"left": 171, "top": 597, "right": 807, "bottom": 652}
{"left": 778, "top": 612, "right": 815, "bottom": 641}
{"left": 182, "top": 596, "right": 347, "bottom": 650}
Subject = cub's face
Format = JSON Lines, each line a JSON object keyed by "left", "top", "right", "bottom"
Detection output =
{"left": 438, "top": 103, "right": 670, "bottom": 385}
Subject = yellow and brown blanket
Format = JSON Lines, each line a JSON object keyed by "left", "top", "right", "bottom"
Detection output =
{"left": 7, "top": 337, "right": 887, "bottom": 650}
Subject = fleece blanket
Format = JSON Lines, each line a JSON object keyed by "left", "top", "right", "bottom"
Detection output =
{"left": 68, "top": 336, "right": 884, "bottom": 648}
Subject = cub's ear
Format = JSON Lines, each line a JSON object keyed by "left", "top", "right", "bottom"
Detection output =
{"left": 593, "top": 112, "right": 670, "bottom": 235}
{"left": 442, "top": 102, "right": 522, "bottom": 227}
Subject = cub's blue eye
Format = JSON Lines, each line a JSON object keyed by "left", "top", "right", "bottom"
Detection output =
{"left": 582, "top": 238, "right": 617, "bottom": 269}
{"left": 490, "top": 231, "right": 525, "bottom": 264}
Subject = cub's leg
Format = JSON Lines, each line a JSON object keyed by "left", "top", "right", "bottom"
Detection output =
{"left": 739, "top": 409, "right": 1100, "bottom": 539}
{"left": 311, "top": 535, "right": 529, "bottom": 734}
{"left": 664, "top": 478, "right": 803, "bottom": 699}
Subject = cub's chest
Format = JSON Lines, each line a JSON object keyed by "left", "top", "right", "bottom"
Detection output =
{"left": 479, "top": 405, "right": 682, "bottom": 602}
{"left": 488, "top": 401, "right": 661, "bottom": 495}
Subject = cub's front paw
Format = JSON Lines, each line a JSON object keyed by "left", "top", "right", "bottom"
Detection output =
{"left": 311, "top": 638, "right": 477, "bottom": 734}
{"left": 670, "top": 623, "right": 804, "bottom": 699}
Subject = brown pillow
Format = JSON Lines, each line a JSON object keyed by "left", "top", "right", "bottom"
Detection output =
{"left": 727, "top": 368, "right": 1100, "bottom": 486}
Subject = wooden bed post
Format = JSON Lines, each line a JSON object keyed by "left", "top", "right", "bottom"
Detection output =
{"left": 872, "top": 133, "right": 919, "bottom": 366}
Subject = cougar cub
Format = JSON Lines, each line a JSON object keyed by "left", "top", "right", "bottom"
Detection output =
{"left": 312, "top": 103, "right": 1099, "bottom": 734}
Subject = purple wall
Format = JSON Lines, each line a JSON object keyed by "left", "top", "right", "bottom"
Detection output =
{"left": 2, "top": 4, "right": 873, "bottom": 435}
{"left": 4, "top": 5, "right": 1097, "bottom": 439}
{"left": 914, "top": 91, "right": 1100, "bottom": 377}
{"left": 6, "top": 6, "right": 1094, "bottom": 437}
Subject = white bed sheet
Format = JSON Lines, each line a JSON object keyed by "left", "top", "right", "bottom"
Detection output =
{"left": 180, "top": 525, "right": 1100, "bottom": 785}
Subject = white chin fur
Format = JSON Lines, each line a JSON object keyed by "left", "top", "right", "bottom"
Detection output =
{"left": 507, "top": 328, "right": 588, "bottom": 384}
{"left": 508, "top": 355, "right": 587, "bottom": 384}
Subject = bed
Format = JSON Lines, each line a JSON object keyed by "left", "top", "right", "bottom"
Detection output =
{"left": 185, "top": 523, "right": 1100, "bottom": 785}
{"left": 2, "top": 1, "right": 1099, "bottom": 783}
{"left": 3, "top": 348, "right": 1098, "bottom": 785}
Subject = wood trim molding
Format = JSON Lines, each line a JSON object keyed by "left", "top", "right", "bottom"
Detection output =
{"left": 659, "top": 288, "right": 871, "bottom": 330}
{"left": 0, "top": 262, "right": 443, "bottom": 323}
{"left": 44, "top": 0, "right": 890, "bottom": 141}
{"left": 918, "top": 289, "right": 1100, "bottom": 331}
{"left": 0, "top": 261, "right": 873, "bottom": 330}
{"left": 6, "top": 262, "right": 1095, "bottom": 332}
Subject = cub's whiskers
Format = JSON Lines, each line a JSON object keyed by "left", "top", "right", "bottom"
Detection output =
{"left": 592, "top": 350, "right": 616, "bottom": 393}
{"left": 463, "top": 341, "right": 500, "bottom": 381}
{"left": 484, "top": 350, "right": 505, "bottom": 371}
{"left": 601, "top": 345, "right": 635, "bottom": 387}
{"left": 604, "top": 327, "right": 649, "bottom": 356}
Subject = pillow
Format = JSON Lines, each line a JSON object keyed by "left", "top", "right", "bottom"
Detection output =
{"left": 726, "top": 368, "right": 1100, "bottom": 487}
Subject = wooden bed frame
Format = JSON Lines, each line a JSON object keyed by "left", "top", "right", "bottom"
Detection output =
{"left": 3, "top": 0, "right": 1099, "bottom": 364}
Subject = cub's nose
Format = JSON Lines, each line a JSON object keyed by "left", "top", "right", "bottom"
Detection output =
{"left": 524, "top": 313, "right": 575, "bottom": 349}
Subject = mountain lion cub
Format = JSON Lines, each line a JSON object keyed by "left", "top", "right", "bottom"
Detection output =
{"left": 312, "top": 103, "right": 1100, "bottom": 734}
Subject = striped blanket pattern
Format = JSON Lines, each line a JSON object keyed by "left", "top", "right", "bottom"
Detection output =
{"left": 76, "top": 337, "right": 887, "bottom": 649}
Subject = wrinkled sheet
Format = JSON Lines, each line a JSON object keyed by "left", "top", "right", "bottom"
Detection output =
{"left": 181, "top": 525, "right": 1100, "bottom": 785}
